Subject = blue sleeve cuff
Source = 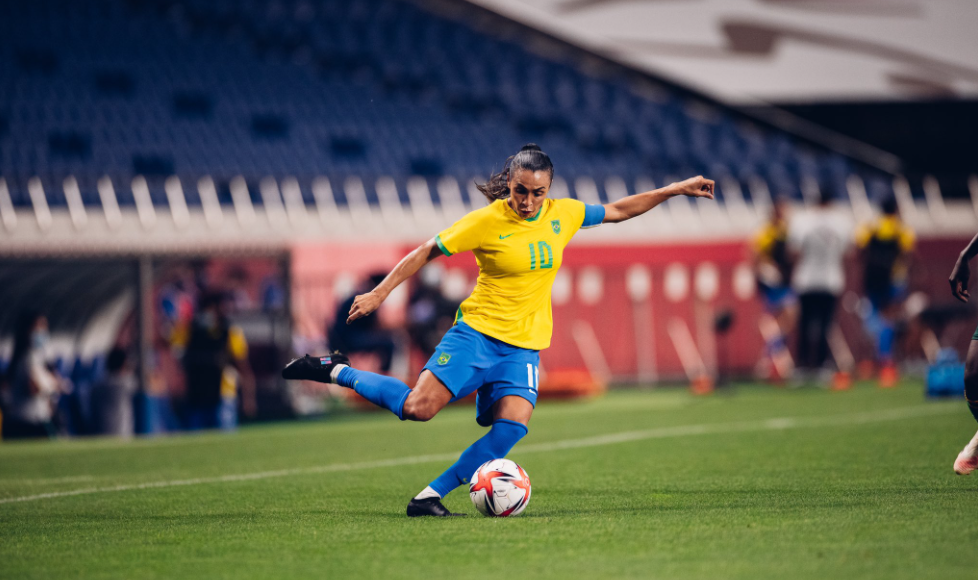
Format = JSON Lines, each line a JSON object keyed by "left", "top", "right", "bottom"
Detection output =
{"left": 582, "top": 204, "right": 605, "bottom": 228}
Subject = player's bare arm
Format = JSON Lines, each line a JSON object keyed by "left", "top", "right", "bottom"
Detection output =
{"left": 949, "top": 232, "right": 978, "bottom": 302}
{"left": 601, "top": 175, "right": 715, "bottom": 223}
{"left": 347, "top": 238, "right": 443, "bottom": 323}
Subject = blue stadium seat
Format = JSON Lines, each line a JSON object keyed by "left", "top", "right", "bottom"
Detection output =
{"left": 0, "top": 0, "right": 897, "bottom": 210}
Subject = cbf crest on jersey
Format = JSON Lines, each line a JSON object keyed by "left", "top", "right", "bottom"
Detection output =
{"left": 551, "top": 219, "right": 561, "bottom": 234}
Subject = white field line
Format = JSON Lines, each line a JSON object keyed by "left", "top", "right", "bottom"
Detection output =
{"left": 2, "top": 475, "right": 97, "bottom": 485}
{"left": 0, "top": 403, "right": 957, "bottom": 505}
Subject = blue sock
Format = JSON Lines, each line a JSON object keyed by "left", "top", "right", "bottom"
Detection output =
{"left": 336, "top": 367, "right": 411, "bottom": 420}
{"left": 877, "top": 324, "right": 895, "bottom": 362}
{"left": 429, "top": 419, "right": 528, "bottom": 498}
{"left": 864, "top": 307, "right": 895, "bottom": 363}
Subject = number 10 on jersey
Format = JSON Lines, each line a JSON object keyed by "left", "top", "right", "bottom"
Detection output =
{"left": 528, "top": 242, "right": 553, "bottom": 270}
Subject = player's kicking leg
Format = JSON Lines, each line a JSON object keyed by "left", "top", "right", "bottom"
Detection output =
{"left": 283, "top": 352, "right": 409, "bottom": 419}
{"left": 282, "top": 353, "right": 451, "bottom": 422}
{"left": 408, "top": 395, "right": 532, "bottom": 517}
{"left": 954, "top": 340, "right": 978, "bottom": 475}
{"left": 283, "top": 354, "right": 465, "bottom": 515}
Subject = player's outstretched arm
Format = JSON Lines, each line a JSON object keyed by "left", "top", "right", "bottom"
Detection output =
{"left": 602, "top": 175, "right": 714, "bottom": 223}
{"left": 347, "top": 238, "right": 443, "bottom": 323}
{"left": 949, "top": 233, "right": 978, "bottom": 302}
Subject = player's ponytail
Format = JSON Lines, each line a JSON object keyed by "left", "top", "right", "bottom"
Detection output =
{"left": 476, "top": 143, "right": 554, "bottom": 204}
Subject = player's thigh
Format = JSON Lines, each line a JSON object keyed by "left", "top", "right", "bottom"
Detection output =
{"left": 479, "top": 355, "right": 539, "bottom": 427}
{"left": 421, "top": 323, "right": 491, "bottom": 401}
{"left": 402, "top": 370, "right": 454, "bottom": 420}
{"left": 492, "top": 395, "right": 534, "bottom": 426}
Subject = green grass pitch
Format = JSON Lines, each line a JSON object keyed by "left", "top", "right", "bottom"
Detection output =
{"left": 2, "top": 382, "right": 978, "bottom": 579}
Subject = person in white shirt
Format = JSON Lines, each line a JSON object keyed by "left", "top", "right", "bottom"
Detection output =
{"left": 788, "top": 191, "right": 853, "bottom": 372}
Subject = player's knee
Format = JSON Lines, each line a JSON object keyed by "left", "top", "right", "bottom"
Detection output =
{"left": 401, "top": 394, "right": 439, "bottom": 422}
{"left": 492, "top": 419, "right": 528, "bottom": 445}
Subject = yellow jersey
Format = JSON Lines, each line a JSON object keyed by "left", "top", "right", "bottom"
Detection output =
{"left": 753, "top": 220, "right": 788, "bottom": 258}
{"left": 855, "top": 214, "right": 915, "bottom": 284}
{"left": 435, "top": 197, "right": 600, "bottom": 350}
{"left": 753, "top": 219, "right": 791, "bottom": 286}
{"left": 855, "top": 215, "right": 915, "bottom": 254}
{"left": 171, "top": 322, "right": 248, "bottom": 398}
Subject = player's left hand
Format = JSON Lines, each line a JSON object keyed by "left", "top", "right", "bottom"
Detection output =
{"left": 950, "top": 257, "right": 971, "bottom": 302}
{"left": 675, "top": 176, "right": 715, "bottom": 200}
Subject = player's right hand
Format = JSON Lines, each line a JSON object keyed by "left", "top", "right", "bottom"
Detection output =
{"left": 347, "top": 291, "right": 383, "bottom": 323}
{"left": 950, "top": 258, "right": 970, "bottom": 302}
{"left": 676, "top": 176, "right": 715, "bottom": 199}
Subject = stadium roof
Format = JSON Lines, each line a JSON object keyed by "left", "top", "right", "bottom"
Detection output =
{"left": 463, "top": 0, "right": 978, "bottom": 104}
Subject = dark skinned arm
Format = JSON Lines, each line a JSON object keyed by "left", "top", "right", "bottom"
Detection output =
{"left": 949, "top": 233, "right": 978, "bottom": 302}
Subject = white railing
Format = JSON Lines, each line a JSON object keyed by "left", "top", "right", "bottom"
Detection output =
{"left": 0, "top": 172, "right": 975, "bottom": 253}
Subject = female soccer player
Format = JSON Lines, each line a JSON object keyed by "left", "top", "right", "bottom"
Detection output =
{"left": 284, "top": 144, "right": 715, "bottom": 515}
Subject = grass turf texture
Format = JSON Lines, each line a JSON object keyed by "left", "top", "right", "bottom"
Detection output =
{"left": 2, "top": 382, "right": 977, "bottom": 579}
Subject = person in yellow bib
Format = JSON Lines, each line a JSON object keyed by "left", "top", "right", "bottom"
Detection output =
{"left": 751, "top": 197, "right": 797, "bottom": 380}
{"left": 855, "top": 195, "right": 915, "bottom": 384}
{"left": 284, "top": 143, "right": 714, "bottom": 516}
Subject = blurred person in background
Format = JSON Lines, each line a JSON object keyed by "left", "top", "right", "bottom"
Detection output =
{"left": 173, "top": 291, "right": 256, "bottom": 430}
{"left": 191, "top": 259, "right": 212, "bottom": 295}
{"left": 158, "top": 265, "right": 197, "bottom": 342}
{"left": 226, "top": 266, "right": 255, "bottom": 312}
{"left": 407, "top": 264, "right": 459, "bottom": 358}
{"left": 328, "top": 273, "right": 396, "bottom": 373}
{"left": 89, "top": 347, "right": 138, "bottom": 437}
{"left": 855, "top": 195, "right": 915, "bottom": 386}
{"left": 789, "top": 190, "right": 853, "bottom": 380}
{"left": 752, "top": 197, "right": 797, "bottom": 380}
{"left": 0, "top": 312, "right": 66, "bottom": 439}
{"left": 260, "top": 274, "right": 286, "bottom": 312}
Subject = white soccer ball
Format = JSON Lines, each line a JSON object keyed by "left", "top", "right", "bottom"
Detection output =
{"left": 469, "top": 458, "right": 531, "bottom": 517}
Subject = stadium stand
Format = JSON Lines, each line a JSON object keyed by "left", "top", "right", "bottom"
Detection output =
{"left": 2, "top": 0, "right": 976, "bottom": 439}
{"left": 0, "top": 0, "right": 899, "bottom": 216}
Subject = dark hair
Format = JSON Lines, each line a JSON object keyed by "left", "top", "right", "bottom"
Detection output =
{"left": 880, "top": 195, "right": 898, "bottom": 215}
{"left": 476, "top": 144, "right": 554, "bottom": 203}
{"left": 106, "top": 347, "right": 128, "bottom": 373}
{"left": 198, "top": 291, "right": 229, "bottom": 310}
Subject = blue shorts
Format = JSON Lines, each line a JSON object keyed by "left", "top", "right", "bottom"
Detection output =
{"left": 422, "top": 322, "right": 540, "bottom": 427}
{"left": 185, "top": 397, "right": 238, "bottom": 432}
{"left": 759, "top": 284, "right": 796, "bottom": 312}
{"left": 867, "top": 283, "right": 907, "bottom": 311}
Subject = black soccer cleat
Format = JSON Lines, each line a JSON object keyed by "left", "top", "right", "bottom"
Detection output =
{"left": 406, "top": 497, "right": 466, "bottom": 517}
{"left": 281, "top": 352, "right": 350, "bottom": 384}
